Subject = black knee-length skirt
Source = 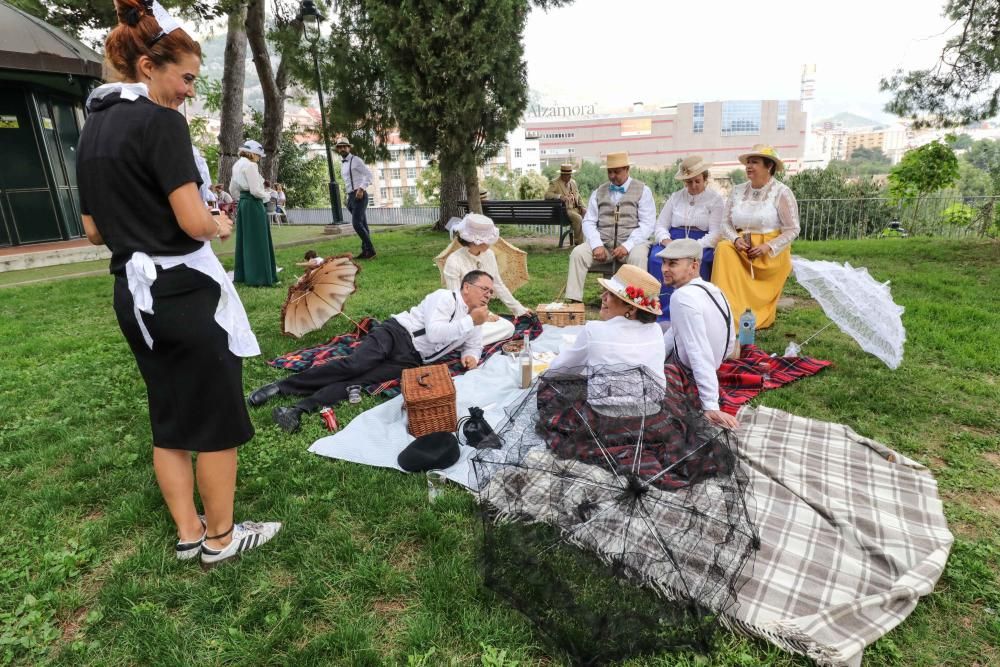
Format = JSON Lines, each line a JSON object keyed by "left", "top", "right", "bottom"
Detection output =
{"left": 113, "top": 265, "right": 254, "bottom": 451}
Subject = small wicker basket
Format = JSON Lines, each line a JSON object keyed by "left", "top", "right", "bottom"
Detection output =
{"left": 536, "top": 302, "right": 585, "bottom": 327}
{"left": 401, "top": 364, "right": 457, "bottom": 437}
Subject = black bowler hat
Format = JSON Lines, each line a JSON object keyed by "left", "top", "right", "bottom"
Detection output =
{"left": 397, "top": 432, "right": 460, "bottom": 472}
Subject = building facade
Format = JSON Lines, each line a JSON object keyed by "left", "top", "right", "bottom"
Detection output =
{"left": 524, "top": 99, "right": 807, "bottom": 175}
{"left": 367, "top": 129, "right": 540, "bottom": 207}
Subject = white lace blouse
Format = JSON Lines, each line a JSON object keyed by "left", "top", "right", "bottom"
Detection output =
{"left": 442, "top": 247, "right": 527, "bottom": 317}
{"left": 653, "top": 188, "right": 725, "bottom": 248}
{"left": 720, "top": 178, "right": 800, "bottom": 256}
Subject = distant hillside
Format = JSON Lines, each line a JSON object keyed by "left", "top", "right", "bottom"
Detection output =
{"left": 193, "top": 33, "right": 312, "bottom": 118}
{"left": 815, "top": 112, "right": 883, "bottom": 129}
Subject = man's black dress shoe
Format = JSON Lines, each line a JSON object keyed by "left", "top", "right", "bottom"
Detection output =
{"left": 272, "top": 407, "right": 304, "bottom": 434}
{"left": 248, "top": 383, "right": 281, "bottom": 407}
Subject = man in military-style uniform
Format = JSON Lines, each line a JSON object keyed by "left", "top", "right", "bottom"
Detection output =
{"left": 545, "top": 163, "right": 585, "bottom": 246}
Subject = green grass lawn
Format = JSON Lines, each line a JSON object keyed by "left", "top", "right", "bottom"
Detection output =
{"left": 0, "top": 229, "right": 997, "bottom": 666}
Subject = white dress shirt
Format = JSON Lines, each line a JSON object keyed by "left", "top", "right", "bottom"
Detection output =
{"left": 392, "top": 289, "right": 484, "bottom": 362}
{"left": 581, "top": 177, "right": 657, "bottom": 251}
{"left": 653, "top": 188, "right": 725, "bottom": 248}
{"left": 548, "top": 316, "right": 666, "bottom": 389}
{"left": 229, "top": 157, "right": 268, "bottom": 201}
{"left": 662, "top": 278, "right": 737, "bottom": 411}
{"left": 340, "top": 153, "right": 373, "bottom": 193}
{"left": 442, "top": 247, "right": 527, "bottom": 317}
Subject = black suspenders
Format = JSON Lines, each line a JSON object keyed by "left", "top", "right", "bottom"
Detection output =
{"left": 411, "top": 292, "right": 459, "bottom": 361}
{"left": 673, "top": 283, "right": 733, "bottom": 360}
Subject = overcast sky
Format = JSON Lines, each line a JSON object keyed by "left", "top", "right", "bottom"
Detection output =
{"left": 523, "top": 0, "right": 957, "bottom": 122}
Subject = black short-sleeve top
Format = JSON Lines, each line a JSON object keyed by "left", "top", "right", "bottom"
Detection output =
{"left": 77, "top": 93, "right": 202, "bottom": 275}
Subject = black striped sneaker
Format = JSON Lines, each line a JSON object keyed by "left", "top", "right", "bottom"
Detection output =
{"left": 199, "top": 521, "right": 282, "bottom": 570}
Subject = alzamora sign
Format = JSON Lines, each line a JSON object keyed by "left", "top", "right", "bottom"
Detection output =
{"left": 527, "top": 103, "right": 597, "bottom": 118}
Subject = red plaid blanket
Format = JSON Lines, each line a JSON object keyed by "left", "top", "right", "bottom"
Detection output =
{"left": 718, "top": 344, "right": 832, "bottom": 415}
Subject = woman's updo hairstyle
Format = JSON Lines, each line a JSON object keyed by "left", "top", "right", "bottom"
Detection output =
{"left": 104, "top": 0, "right": 201, "bottom": 82}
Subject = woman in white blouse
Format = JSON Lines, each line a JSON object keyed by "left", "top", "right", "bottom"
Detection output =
{"left": 229, "top": 140, "right": 278, "bottom": 286}
{"left": 442, "top": 214, "right": 530, "bottom": 345}
{"left": 648, "top": 155, "right": 724, "bottom": 321}
{"left": 547, "top": 264, "right": 665, "bottom": 392}
{"left": 712, "top": 144, "right": 800, "bottom": 329}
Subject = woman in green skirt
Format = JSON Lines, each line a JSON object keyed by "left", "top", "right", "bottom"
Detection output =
{"left": 229, "top": 140, "right": 278, "bottom": 286}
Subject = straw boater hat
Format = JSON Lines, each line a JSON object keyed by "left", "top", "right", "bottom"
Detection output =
{"left": 457, "top": 213, "right": 500, "bottom": 246}
{"left": 738, "top": 144, "right": 784, "bottom": 173}
{"left": 334, "top": 137, "right": 352, "bottom": 148}
{"left": 596, "top": 264, "right": 663, "bottom": 316}
{"left": 559, "top": 163, "right": 576, "bottom": 174}
{"left": 675, "top": 155, "right": 712, "bottom": 181}
{"left": 657, "top": 237, "right": 703, "bottom": 261}
{"left": 240, "top": 139, "right": 265, "bottom": 158}
{"left": 603, "top": 152, "right": 632, "bottom": 169}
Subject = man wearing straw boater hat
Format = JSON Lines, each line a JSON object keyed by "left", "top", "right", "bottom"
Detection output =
{"left": 565, "top": 151, "right": 655, "bottom": 302}
{"left": 544, "top": 163, "right": 585, "bottom": 245}
{"left": 335, "top": 137, "right": 377, "bottom": 259}
{"left": 658, "top": 239, "right": 740, "bottom": 429}
{"left": 248, "top": 271, "right": 494, "bottom": 433}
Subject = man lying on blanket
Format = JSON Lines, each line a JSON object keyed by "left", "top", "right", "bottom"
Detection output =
{"left": 658, "top": 238, "right": 740, "bottom": 430}
{"left": 248, "top": 270, "right": 492, "bottom": 433}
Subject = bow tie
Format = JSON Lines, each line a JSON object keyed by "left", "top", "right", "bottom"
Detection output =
{"left": 341, "top": 157, "right": 351, "bottom": 163}
{"left": 609, "top": 184, "right": 626, "bottom": 194}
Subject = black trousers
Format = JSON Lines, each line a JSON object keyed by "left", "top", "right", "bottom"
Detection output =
{"left": 347, "top": 189, "right": 375, "bottom": 254}
{"left": 277, "top": 319, "right": 422, "bottom": 411}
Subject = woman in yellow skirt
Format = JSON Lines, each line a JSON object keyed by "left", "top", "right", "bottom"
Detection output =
{"left": 712, "top": 145, "right": 800, "bottom": 328}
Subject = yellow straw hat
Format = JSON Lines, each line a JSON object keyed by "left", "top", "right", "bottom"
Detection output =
{"left": 738, "top": 144, "right": 784, "bottom": 173}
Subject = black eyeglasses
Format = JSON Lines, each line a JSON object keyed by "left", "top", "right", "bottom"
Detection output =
{"left": 468, "top": 282, "right": 494, "bottom": 297}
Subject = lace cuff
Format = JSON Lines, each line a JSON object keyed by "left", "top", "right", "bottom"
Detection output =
{"left": 767, "top": 187, "right": 800, "bottom": 255}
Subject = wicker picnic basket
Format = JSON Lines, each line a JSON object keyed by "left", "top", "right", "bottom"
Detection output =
{"left": 536, "top": 302, "right": 585, "bottom": 327}
{"left": 401, "top": 364, "right": 458, "bottom": 437}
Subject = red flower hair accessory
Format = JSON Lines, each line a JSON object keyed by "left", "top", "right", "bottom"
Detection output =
{"left": 623, "top": 284, "right": 659, "bottom": 310}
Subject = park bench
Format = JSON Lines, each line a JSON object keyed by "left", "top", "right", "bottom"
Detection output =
{"left": 457, "top": 199, "right": 574, "bottom": 248}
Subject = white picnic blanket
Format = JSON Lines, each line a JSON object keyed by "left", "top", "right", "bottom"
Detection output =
{"left": 308, "top": 324, "right": 581, "bottom": 487}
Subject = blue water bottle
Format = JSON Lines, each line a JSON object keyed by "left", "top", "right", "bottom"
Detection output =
{"left": 739, "top": 308, "right": 756, "bottom": 346}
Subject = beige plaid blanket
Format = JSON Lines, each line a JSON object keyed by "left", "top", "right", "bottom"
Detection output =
{"left": 480, "top": 406, "right": 952, "bottom": 666}
{"left": 729, "top": 406, "right": 952, "bottom": 665}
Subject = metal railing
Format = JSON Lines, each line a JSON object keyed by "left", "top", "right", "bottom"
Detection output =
{"left": 284, "top": 206, "right": 439, "bottom": 226}
{"left": 285, "top": 196, "right": 1000, "bottom": 240}
{"left": 797, "top": 196, "right": 998, "bottom": 240}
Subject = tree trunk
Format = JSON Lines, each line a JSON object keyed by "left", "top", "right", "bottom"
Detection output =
{"left": 464, "top": 163, "right": 482, "bottom": 214}
{"left": 245, "top": 0, "right": 292, "bottom": 183}
{"left": 437, "top": 156, "right": 465, "bottom": 231}
{"left": 217, "top": 4, "right": 248, "bottom": 189}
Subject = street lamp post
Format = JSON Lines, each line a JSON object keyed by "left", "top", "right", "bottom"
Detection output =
{"left": 298, "top": 0, "right": 343, "bottom": 227}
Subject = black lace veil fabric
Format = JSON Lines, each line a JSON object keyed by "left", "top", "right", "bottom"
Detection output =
{"left": 473, "top": 365, "right": 758, "bottom": 664}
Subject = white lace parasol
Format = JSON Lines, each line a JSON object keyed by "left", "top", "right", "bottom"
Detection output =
{"left": 790, "top": 257, "right": 906, "bottom": 369}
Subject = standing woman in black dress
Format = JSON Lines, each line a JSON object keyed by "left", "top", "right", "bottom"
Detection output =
{"left": 77, "top": 0, "right": 280, "bottom": 568}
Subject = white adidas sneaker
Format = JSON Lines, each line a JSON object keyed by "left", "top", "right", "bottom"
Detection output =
{"left": 200, "top": 521, "right": 282, "bottom": 570}
{"left": 175, "top": 515, "right": 207, "bottom": 561}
